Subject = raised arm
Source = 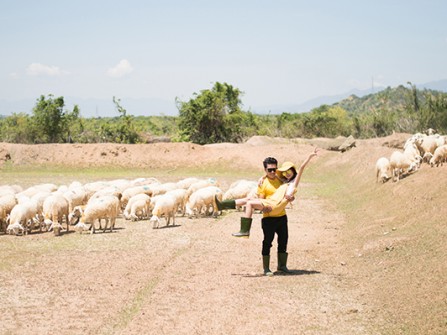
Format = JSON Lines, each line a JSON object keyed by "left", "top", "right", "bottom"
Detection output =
{"left": 292, "top": 147, "right": 319, "bottom": 188}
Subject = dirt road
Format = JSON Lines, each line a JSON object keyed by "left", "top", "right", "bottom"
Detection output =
{"left": 1, "top": 182, "right": 376, "bottom": 335}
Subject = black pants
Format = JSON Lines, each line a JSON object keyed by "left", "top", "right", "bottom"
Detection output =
{"left": 261, "top": 215, "right": 288, "bottom": 256}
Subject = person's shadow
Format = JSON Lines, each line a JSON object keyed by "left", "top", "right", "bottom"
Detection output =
{"left": 234, "top": 269, "right": 321, "bottom": 278}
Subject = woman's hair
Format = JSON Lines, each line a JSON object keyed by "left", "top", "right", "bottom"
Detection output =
{"left": 286, "top": 167, "right": 298, "bottom": 181}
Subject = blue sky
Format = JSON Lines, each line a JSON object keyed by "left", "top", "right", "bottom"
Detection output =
{"left": 1, "top": 0, "right": 446, "bottom": 116}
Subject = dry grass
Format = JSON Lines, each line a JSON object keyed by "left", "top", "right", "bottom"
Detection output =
{"left": 307, "top": 142, "right": 447, "bottom": 335}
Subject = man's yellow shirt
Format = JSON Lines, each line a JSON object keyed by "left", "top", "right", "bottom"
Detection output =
{"left": 257, "top": 177, "right": 286, "bottom": 217}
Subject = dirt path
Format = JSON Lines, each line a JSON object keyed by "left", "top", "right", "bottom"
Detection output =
{"left": 1, "top": 182, "right": 377, "bottom": 335}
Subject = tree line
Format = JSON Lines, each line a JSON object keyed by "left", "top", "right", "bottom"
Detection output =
{"left": 1, "top": 82, "right": 446, "bottom": 145}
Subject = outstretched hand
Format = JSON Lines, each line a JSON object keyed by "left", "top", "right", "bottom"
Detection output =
{"left": 310, "top": 147, "right": 319, "bottom": 158}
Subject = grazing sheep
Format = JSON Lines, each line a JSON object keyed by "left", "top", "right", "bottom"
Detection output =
{"left": 149, "top": 194, "right": 177, "bottom": 229}
{"left": 6, "top": 200, "right": 39, "bottom": 235}
{"left": 76, "top": 195, "right": 120, "bottom": 234}
{"left": 429, "top": 144, "right": 447, "bottom": 167}
{"left": 148, "top": 182, "right": 178, "bottom": 196}
{"left": 185, "top": 186, "right": 223, "bottom": 218}
{"left": 375, "top": 157, "right": 392, "bottom": 183}
{"left": 16, "top": 183, "right": 58, "bottom": 199}
{"left": 185, "top": 178, "right": 219, "bottom": 201}
{"left": 63, "top": 187, "right": 88, "bottom": 213}
{"left": 130, "top": 177, "right": 160, "bottom": 187}
{"left": 223, "top": 180, "right": 257, "bottom": 200}
{"left": 415, "top": 135, "right": 441, "bottom": 162}
{"left": 389, "top": 150, "right": 419, "bottom": 182}
{"left": 165, "top": 188, "right": 188, "bottom": 216}
{"left": 0, "top": 194, "right": 17, "bottom": 233}
{"left": 89, "top": 187, "right": 122, "bottom": 203}
{"left": 175, "top": 177, "right": 200, "bottom": 190}
{"left": 129, "top": 198, "right": 151, "bottom": 221}
{"left": 0, "top": 185, "right": 22, "bottom": 196}
{"left": 121, "top": 185, "right": 154, "bottom": 209}
{"left": 42, "top": 194, "right": 70, "bottom": 236}
{"left": 223, "top": 180, "right": 258, "bottom": 210}
{"left": 68, "top": 205, "right": 85, "bottom": 225}
{"left": 30, "top": 191, "right": 52, "bottom": 226}
{"left": 123, "top": 193, "right": 151, "bottom": 221}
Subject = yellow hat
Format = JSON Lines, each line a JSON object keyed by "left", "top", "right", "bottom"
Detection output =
{"left": 278, "top": 161, "right": 296, "bottom": 172}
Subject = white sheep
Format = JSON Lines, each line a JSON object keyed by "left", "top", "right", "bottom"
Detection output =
{"left": 121, "top": 185, "right": 154, "bottom": 209}
{"left": 375, "top": 157, "right": 391, "bottom": 183}
{"left": 223, "top": 180, "right": 257, "bottom": 200}
{"left": 75, "top": 195, "right": 120, "bottom": 234}
{"left": 429, "top": 144, "right": 447, "bottom": 167}
{"left": 389, "top": 150, "right": 419, "bottom": 182}
{"left": 42, "top": 194, "right": 70, "bottom": 235}
{"left": 68, "top": 205, "right": 85, "bottom": 225}
{"left": 16, "top": 183, "right": 58, "bottom": 199}
{"left": 185, "top": 178, "right": 220, "bottom": 201}
{"left": 175, "top": 177, "right": 200, "bottom": 190}
{"left": 63, "top": 186, "right": 88, "bottom": 213}
{"left": 6, "top": 199, "right": 39, "bottom": 235}
{"left": 149, "top": 193, "right": 177, "bottom": 229}
{"left": 130, "top": 177, "right": 160, "bottom": 187}
{"left": 0, "top": 194, "right": 17, "bottom": 233}
{"left": 148, "top": 182, "right": 178, "bottom": 196}
{"left": 0, "top": 184, "right": 22, "bottom": 196}
{"left": 415, "top": 135, "right": 441, "bottom": 162}
{"left": 165, "top": 188, "right": 188, "bottom": 216}
{"left": 123, "top": 193, "right": 151, "bottom": 221}
{"left": 30, "top": 191, "right": 52, "bottom": 225}
{"left": 223, "top": 180, "right": 258, "bottom": 210}
{"left": 185, "top": 186, "right": 223, "bottom": 218}
{"left": 129, "top": 198, "right": 151, "bottom": 221}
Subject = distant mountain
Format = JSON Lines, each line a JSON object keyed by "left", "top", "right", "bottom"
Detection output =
{"left": 1, "top": 79, "right": 445, "bottom": 118}
{"left": 251, "top": 86, "right": 386, "bottom": 114}
{"left": 417, "top": 79, "right": 447, "bottom": 92}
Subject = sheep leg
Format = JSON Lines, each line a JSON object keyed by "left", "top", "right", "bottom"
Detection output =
{"left": 103, "top": 218, "right": 109, "bottom": 233}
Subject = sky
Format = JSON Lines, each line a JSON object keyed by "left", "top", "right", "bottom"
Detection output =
{"left": 1, "top": 0, "right": 446, "bottom": 117}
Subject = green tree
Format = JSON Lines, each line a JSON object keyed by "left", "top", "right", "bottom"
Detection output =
{"left": 0, "top": 113, "right": 33, "bottom": 143}
{"left": 303, "top": 105, "right": 353, "bottom": 137}
{"left": 176, "top": 82, "right": 249, "bottom": 144}
{"left": 31, "top": 94, "right": 80, "bottom": 143}
{"left": 98, "top": 97, "right": 140, "bottom": 143}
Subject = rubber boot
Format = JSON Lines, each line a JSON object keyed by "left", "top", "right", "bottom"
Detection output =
{"left": 232, "top": 217, "right": 252, "bottom": 238}
{"left": 277, "top": 252, "right": 292, "bottom": 273}
{"left": 263, "top": 255, "right": 274, "bottom": 276}
{"left": 215, "top": 196, "right": 236, "bottom": 211}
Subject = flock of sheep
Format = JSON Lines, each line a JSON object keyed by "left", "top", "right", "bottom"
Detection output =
{"left": 375, "top": 129, "right": 447, "bottom": 183}
{"left": 0, "top": 177, "right": 258, "bottom": 236}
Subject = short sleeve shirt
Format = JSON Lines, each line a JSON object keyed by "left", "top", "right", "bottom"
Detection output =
{"left": 257, "top": 177, "right": 286, "bottom": 217}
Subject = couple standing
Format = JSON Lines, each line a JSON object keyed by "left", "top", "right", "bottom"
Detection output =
{"left": 216, "top": 148, "right": 318, "bottom": 276}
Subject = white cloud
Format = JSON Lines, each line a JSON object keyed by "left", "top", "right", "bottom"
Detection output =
{"left": 26, "top": 63, "right": 69, "bottom": 76}
{"left": 107, "top": 59, "right": 134, "bottom": 78}
{"left": 9, "top": 72, "right": 19, "bottom": 79}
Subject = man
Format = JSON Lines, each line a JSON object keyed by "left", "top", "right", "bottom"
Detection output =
{"left": 216, "top": 157, "right": 293, "bottom": 276}
{"left": 255, "top": 157, "right": 293, "bottom": 276}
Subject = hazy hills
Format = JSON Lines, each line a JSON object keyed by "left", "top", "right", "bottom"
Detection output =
{"left": 1, "top": 79, "right": 446, "bottom": 118}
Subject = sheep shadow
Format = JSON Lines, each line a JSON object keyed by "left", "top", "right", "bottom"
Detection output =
{"left": 234, "top": 269, "right": 321, "bottom": 278}
{"left": 153, "top": 224, "right": 181, "bottom": 230}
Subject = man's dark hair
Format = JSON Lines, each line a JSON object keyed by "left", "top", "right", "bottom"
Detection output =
{"left": 263, "top": 157, "right": 278, "bottom": 169}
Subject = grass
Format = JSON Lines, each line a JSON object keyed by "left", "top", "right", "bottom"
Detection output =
{"left": 304, "top": 152, "right": 447, "bottom": 335}
{"left": 0, "top": 163, "right": 258, "bottom": 188}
